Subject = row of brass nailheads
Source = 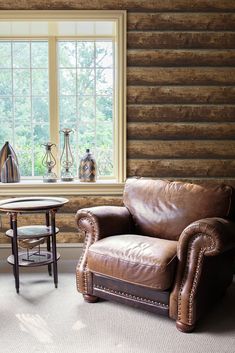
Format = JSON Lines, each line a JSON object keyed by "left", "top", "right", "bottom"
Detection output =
{"left": 188, "top": 235, "right": 215, "bottom": 324}
{"left": 178, "top": 233, "right": 203, "bottom": 323}
{"left": 178, "top": 234, "right": 215, "bottom": 324}
{"left": 78, "top": 216, "right": 98, "bottom": 293}
{"left": 94, "top": 284, "right": 169, "bottom": 308}
{"left": 188, "top": 249, "right": 204, "bottom": 324}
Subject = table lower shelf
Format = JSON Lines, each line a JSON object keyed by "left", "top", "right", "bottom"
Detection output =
{"left": 7, "top": 251, "right": 60, "bottom": 267}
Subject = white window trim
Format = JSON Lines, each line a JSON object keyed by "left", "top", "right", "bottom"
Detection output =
{"left": 0, "top": 10, "right": 126, "bottom": 196}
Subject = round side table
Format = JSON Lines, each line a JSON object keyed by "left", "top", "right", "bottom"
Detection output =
{"left": 0, "top": 196, "right": 68, "bottom": 293}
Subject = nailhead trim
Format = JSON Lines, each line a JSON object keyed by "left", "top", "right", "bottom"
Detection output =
{"left": 178, "top": 233, "right": 215, "bottom": 325}
{"left": 94, "top": 284, "right": 169, "bottom": 308}
{"left": 76, "top": 215, "right": 98, "bottom": 294}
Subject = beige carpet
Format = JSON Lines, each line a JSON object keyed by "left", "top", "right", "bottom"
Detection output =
{"left": 0, "top": 260, "right": 235, "bottom": 353}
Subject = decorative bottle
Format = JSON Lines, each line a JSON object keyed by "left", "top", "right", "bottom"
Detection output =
{"left": 60, "top": 128, "right": 74, "bottom": 181}
{"left": 0, "top": 141, "right": 18, "bottom": 181}
{"left": 79, "top": 149, "right": 97, "bottom": 182}
{"left": 1, "top": 154, "right": 20, "bottom": 183}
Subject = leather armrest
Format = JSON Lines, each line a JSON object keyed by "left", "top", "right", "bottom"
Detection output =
{"left": 76, "top": 205, "right": 133, "bottom": 241}
{"left": 178, "top": 217, "right": 235, "bottom": 261}
{"left": 170, "top": 217, "right": 235, "bottom": 328}
{"left": 75, "top": 206, "right": 133, "bottom": 294}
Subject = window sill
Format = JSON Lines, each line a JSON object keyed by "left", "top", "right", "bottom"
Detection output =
{"left": 0, "top": 179, "right": 125, "bottom": 196}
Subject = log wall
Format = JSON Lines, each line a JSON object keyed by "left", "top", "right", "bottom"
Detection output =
{"left": 0, "top": 0, "right": 234, "bottom": 243}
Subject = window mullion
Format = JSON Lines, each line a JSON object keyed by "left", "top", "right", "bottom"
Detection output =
{"left": 48, "top": 36, "right": 59, "bottom": 177}
{"left": 29, "top": 41, "right": 34, "bottom": 177}
{"left": 11, "top": 42, "right": 15, "bottom": 149}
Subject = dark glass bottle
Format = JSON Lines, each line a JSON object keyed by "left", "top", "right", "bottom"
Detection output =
{"left": 79, "top": 149, "right": 97, "bottom": 182}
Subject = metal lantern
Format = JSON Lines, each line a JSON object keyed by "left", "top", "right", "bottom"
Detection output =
{"left": 41, "top": 142, "right": 57, "bottom": 183}
{"left": 60, "top": 128, "right": 74, "bottom": 182}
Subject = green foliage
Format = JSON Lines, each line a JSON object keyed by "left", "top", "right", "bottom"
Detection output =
{"left": 0, "top": 39, "right": 114, "bottom": 178}
{"left": 59, "top": 40, "right": 114, "bottom": 177}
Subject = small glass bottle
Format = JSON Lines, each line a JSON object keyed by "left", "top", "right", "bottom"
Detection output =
{"left": 79, "top": 149, "right": 97, "bottom": 182}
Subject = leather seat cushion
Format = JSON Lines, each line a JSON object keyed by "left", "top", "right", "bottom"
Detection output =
{"left": 87, "top": 234, "right": 177, "bottom": 290}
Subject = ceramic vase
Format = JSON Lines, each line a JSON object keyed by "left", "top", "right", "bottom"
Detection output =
{"left": 79, "top": 149, "right": 97, "bottom": 182}
{"left": 1, "top": 155, "right": 20, "bottom": 183}
{"left": 0, "top": 141, "right": 18, "bottom": 181}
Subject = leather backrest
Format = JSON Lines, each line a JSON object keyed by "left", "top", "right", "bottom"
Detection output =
{"left": 123, "top": 179, "right": 233, "bottom": 241}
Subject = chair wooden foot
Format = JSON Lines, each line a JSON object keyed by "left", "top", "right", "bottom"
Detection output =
{"left": 83, "top": 294, "right": 99, "bottom": 303}
{"left": 176, "top": 321, "right": 195, "bottom": 333}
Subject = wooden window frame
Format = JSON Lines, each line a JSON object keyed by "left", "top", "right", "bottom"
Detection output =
{"left": 0, "top": 10, "right": 126, "bottom": 196}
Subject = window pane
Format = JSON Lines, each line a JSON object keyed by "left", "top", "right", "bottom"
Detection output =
{"left": 17, "top": 150, "right": 33, "bottom": 176}
{"left": 58, "top": 39, "right": 114, "bottom": 178}
{"left": 96, "top": 122, "right": 113, "bottom": 149}
{"left": 78, "top": 123, "right": 95, "bottom": 151}
{"left": 15, "top": 97, "right": 31, "bottom": 125}
{"left": 96, "top": 148, "right": 113, "bottom": 176}
{"left": 77, "top": 42, "right": 94, "bottom": 68}
{"left": 13, "top": 69, "right": 30, "bottom": 96}
{"left": 78, "top": 96, "right": 95, "bottom": 122}
{"left": 32, "top": 69, "right": 48, "bottom": 95}
{"left": 0, "top": 98, "right": 12, "bottom": 143}
{"left": 96, "top": 69, "right": 113, "bottom": 95}
{"left": 0, "top": 42, "right": 11, "bottom": 68}
{"left": 0, "top": 40, "right": 49, "bottom": 177}
{"left": 96, "top": 96, "right": 112, "bottom": 122}
{"left": 0, "top": 69, "right": 12, "bottom": 96}
{"left": 31, "top": 41, "right": 48, "bottom": 68}
{"left": 59, "top": 69, "right": 76, "bottom": 95}
{"left": 58, "top": 41, "right": 76, "bottom": 68}
{"left": 34, "top": 123, "right": 49, "bottom": 176}
{"left": 96, "top": 41, "right": 113, "bottom": 68}
{"left": 32, "top": 97, "right": 49, "bottom": 124}
{"left": 77, "top": 69, "right": 94, "bottom": 95}
{"left": 13, "top": 41, "right": 30, "bottom": 68}
{"left": 15, "top": 124, "right": 32, "bottom": 176}
{"left": 59, "top": 96, "right": 77, "bottom": 126}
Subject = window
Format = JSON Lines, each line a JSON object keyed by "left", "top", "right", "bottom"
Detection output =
{"left": 0, "top": 40, "right": 49, "bottom": 177}
{"left": 0, "top": 11, "right": 126, "bottom": 194}
{"left": 58, "top": 40, "right": 114, "bottom": 177}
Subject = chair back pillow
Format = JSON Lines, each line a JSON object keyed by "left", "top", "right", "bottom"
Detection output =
{"left": 123, "top": 179, "right": 233, "bottom": 241}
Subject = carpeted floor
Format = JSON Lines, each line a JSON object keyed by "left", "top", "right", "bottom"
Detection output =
{"left": 0, "top": 260, "right": 235, "bottom": 353}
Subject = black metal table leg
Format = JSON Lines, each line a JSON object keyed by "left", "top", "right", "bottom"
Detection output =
{"left": 50, "top": 209, "right": 58, "bottom": 288}
{"left": 46, "top": 211, "right": 52, "bottom": 276}
{"left": 9, "top": 214, "right": 16, "bottom": 280}
{"left": 11, "top": 213, "right": 19, "bottom": 293}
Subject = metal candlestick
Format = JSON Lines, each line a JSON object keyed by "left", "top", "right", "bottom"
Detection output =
{"left": 42, "top": 142, "right": 57, "bottom": 183}
{"left": 60, "top": 128, "right": 74, "bottom": 182}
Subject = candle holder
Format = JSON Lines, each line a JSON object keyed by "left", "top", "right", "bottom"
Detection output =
{"left": 60, "top": 128, "right": 74, "bottom": 182}
{"left": 41, "top": 142, "right": 57, "bottom": 183}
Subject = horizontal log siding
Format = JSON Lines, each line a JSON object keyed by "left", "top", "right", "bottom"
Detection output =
{"left": 125, "top": 2, "right": 235, "bottom": 204}
{"left": 0, "top": 196, "right": 123, "bottom": 244}
{"left": 1, "top": 1, "right": 235, "bottom": 12}
{"left": 0, "top": 0, "right": 234, "bottom": 244}
{"left": 128, "top": 50, "right": 235, "bottom": 67}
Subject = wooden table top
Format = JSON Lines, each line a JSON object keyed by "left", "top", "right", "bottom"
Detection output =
{"left": 0, "top": 196, "right": 68, "bottom": 212}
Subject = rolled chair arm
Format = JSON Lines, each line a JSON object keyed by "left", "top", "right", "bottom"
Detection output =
{"left": 170, "top": 217, "right": 235, "bottom": 332}
{"left": 178, "top": 217, "right": 235, "bottom": 261}
{"left": 76, "top": 205, "right": 133, "bottom": 241}
{"left": 76, "top": 206, "right": 133, "bottom": 294}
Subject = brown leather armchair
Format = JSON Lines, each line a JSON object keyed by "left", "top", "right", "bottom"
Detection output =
{"left": 75, "top": 179, "right": 235, "bottom": 332}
